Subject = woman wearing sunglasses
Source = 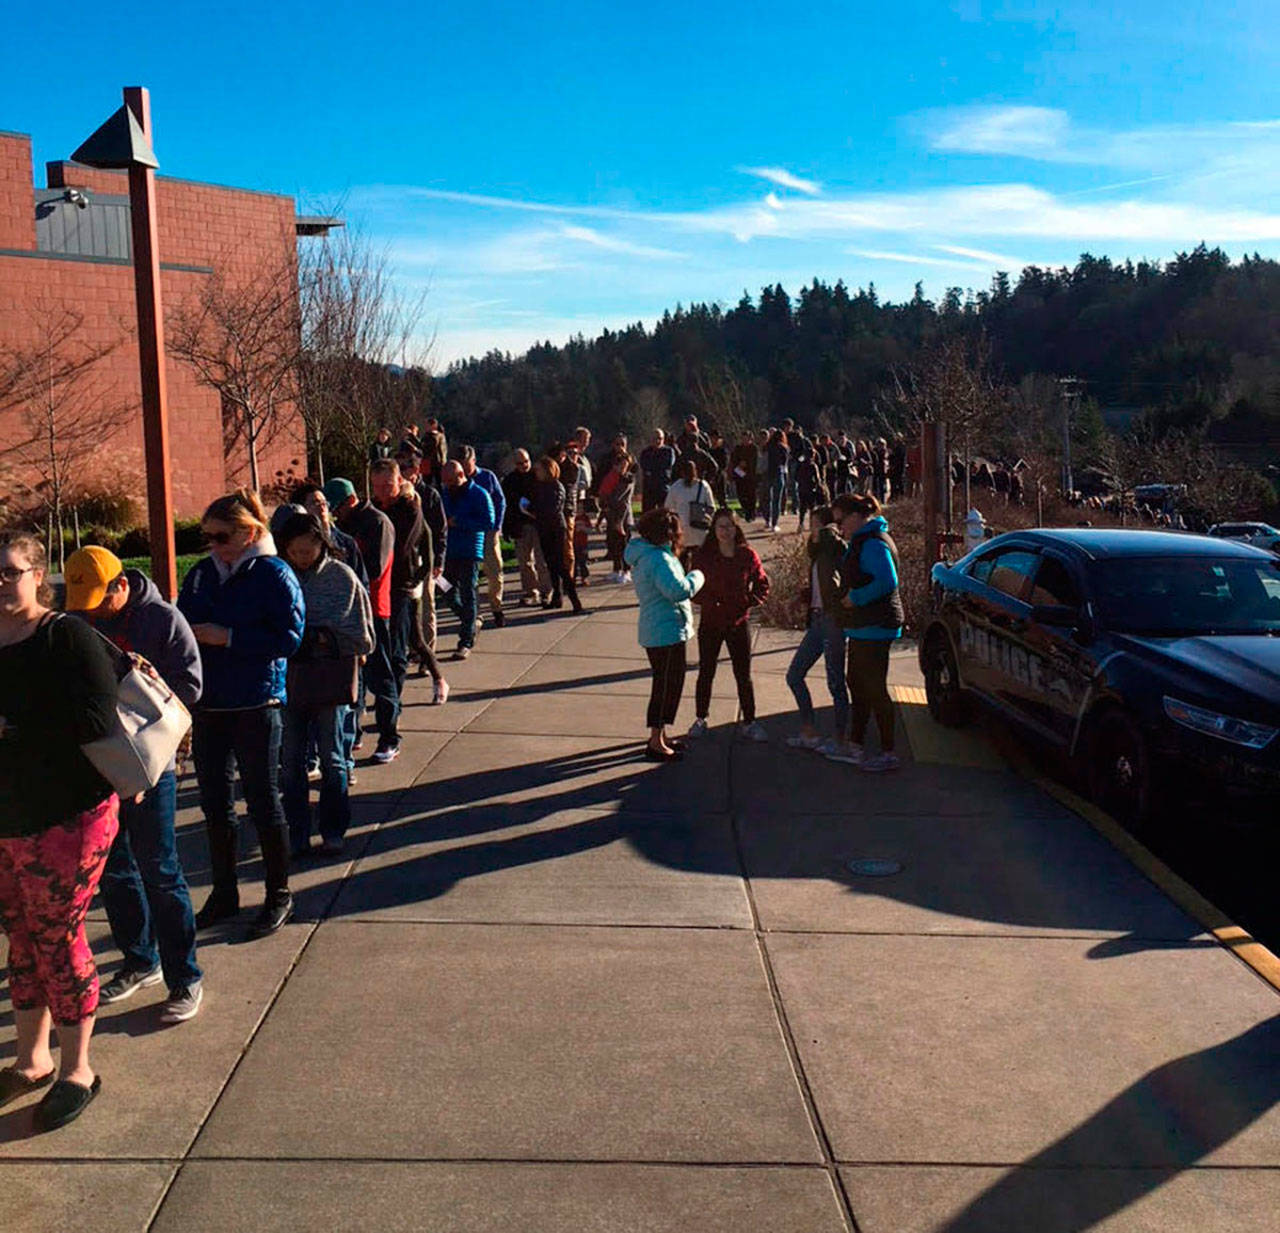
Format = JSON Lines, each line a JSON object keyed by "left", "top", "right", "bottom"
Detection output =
{"left": 177, "top": 489, "right": 305, "bottom": 939}
{"left": 0, "top": 532, "right": 119, "bottom": 1131}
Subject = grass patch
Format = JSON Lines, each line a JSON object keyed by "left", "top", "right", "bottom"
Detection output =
{"left": 121, "top": 555, "right": 203, "bottom": 588}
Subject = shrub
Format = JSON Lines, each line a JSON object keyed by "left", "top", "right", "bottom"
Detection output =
{"left": 73, "top": 487, "right": 139, "bottom": 532}
{"left": 113, "top": 518, "right": 205, "bottom": 558}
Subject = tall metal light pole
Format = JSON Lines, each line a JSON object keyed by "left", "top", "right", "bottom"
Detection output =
{"left": 72, "top": 87, "right": 178, "bottom": 599}
{"left": 1057, "top": 376, "right": 1084, "bottom": 499}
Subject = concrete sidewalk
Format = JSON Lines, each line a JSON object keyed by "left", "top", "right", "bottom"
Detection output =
{"left": 4, "top": 518, "right": 1279, "bottom": 1232}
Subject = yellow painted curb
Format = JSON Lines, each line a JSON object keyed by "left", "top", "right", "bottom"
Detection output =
{"left": 1024, "top": 768, "right": 1280, "bottom": 998}
{"left": 890, "top": 688, "right": 1280, "bottom": 997}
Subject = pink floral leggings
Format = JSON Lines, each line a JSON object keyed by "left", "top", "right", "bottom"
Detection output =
{"left": 0, "top": 795, "right": 119, "bottom": 1025}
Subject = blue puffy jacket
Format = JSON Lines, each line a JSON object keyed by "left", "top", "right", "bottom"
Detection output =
{"left": 442, "top": 479, "right": 496, "bottom": 561}
{"left": 624, "top": 537, "right": 704, "bottom": 648}
{"left": 177, "top": 547, "right": 306, "bottom": 710}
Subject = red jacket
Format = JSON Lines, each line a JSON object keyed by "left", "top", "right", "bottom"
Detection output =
{"left": 691, "top": 542, "right": 769, "bottom": 630}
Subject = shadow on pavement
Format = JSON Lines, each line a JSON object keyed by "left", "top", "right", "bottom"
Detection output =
{"left": 938, "top": 1016, "right": 1280, "bottom": 1233}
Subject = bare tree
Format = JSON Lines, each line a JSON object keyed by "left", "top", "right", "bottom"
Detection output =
{"left": 297, "top": 220, "right": 431, "bottom": 485}
{"left": 0, "top": 305, "right": 134, "bottom": 568}
{"left": 692, "top": 363, "right": 760, "bottom": 443}
{"left": 168, "top": 246, "right": 301, "bottom": 492}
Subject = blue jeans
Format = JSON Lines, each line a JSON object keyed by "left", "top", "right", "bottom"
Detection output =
{"left": 99, "top": 769, "right": 202, "bottom": 989}
{"left": 341, "top": 669, "right": 360, "bottom": 773}
{"left": 193, "top": 706, "right": 289, "bottom": 901}
{"left": 389, "top": 593, "right": 414, "bottom": 697}
{"left": 443, "top": 558, "right": 480, "bottom": 648}
{"left": 785, "top": 610, "right": 850, "bottom": 736}
{"left": 767, "top": 471, "right": 787, "bottom": 527}
{"left": 282, "top": 703, "right": 350, "bottom": 853}
{"left": 365, "top": 613, "right": 399, "bottom": 747}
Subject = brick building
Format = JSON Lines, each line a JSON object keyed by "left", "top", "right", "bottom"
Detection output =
{"left": 0, "top": 129, "right": 329, "bottom": 519}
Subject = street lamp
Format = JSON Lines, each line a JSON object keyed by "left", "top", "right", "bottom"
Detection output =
{"left": 71, "top": 87, "right": 177, "bottom": 599}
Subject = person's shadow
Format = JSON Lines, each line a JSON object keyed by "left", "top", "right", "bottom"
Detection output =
{"left": 937, "top": 1016, "right": 1280, "bottom": 1232}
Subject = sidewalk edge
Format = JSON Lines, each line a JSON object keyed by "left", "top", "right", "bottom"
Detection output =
{"left": 1023, "top": 769, "right": 1280, "bottom": 997}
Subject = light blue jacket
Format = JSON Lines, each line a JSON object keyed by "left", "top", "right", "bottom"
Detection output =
{"left": 624, "top": 537, "right": 705, "bottom": 648}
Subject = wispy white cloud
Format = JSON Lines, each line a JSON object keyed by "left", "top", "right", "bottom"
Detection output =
{"left": 558, "top": 224, "right": 683, "bottom": 260}
{"left": 738, "top": 165, "right": 823, "bottom": 195}
{"left": 928, "top": 105, "right": 1072, "bottom": 157}
{"left": 935, "top": 243, "right": 1031, "bottom": 267}
{"left": 849, "top": 248, "right": 991, "bottom": 271}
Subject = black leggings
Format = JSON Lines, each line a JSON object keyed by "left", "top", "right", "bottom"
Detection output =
{"left": 539, "top": 524, "right": 580, "bottom": 608}
{"left": 645, "top": 641, "right": 687, "bottom": 729}
{"left": 846, "top": 639, "right": 894, "bottom": 751}
{"left": 606, "top": 520, "right": 628, "bottom": 572}
{"left": 695, "top": 624, "right": 754, "bottom": 723}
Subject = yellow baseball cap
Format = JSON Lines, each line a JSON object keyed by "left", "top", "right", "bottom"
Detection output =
{"left": 64, "top": 546, "right": 124, "bottom": 611}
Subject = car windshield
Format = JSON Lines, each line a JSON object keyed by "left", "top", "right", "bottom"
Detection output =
{"left": 1091, "top": 556, "right": 1280, "bottom": 636}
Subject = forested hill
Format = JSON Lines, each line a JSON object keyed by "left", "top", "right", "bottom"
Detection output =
{"left": 430, "top": 245, "right": 1280, "bottom": 450}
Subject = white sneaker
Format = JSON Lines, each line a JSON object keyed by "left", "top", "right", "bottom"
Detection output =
{"left": 739, "top": 720, "right": 769, "bottom": 742}
{"left": 687, "top": 717, "right": 709, "bottom": 738}
{"left": 432, "top": 679, "right": 450, "bottom": 705}
{"left": 814, "top": 738, "right": 845, "bottom": 757}
{"left": 824, "top": 743, "right": 865, "bottom": 765}
{"left": 859, "top": 751, "right": 902, "bottom": 773}
{"left": 159, "top": 981, "right": 203, "bottom": 1024}
{"left": 786, "top": 733, "right": 824, "bottom": 750}
{"left": 621, "top": 571, "right": 633, "bottom": 585}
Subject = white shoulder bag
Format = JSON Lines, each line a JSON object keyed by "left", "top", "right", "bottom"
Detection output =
{"left": 57, "top": 616, "right": 193, "bottom": 798}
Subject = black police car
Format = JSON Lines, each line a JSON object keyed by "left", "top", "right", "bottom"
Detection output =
{"left": 920, "top": 528, "right": 1280, "bottom": 824}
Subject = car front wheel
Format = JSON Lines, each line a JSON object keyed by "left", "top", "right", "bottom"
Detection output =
{"left": 923, "top": 632, "right": 968, "bottom": 727}
{"left": 1088, "top": 710, "right": 1152, "bottom": 828}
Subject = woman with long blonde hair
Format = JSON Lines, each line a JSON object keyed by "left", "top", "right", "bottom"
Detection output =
{"left": 177, "top": 489, "right": 306, "bottom": 939}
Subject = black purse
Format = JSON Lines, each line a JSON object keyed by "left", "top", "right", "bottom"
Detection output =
{"left": 286, "top": 629, "right": 358, "bottom": 710}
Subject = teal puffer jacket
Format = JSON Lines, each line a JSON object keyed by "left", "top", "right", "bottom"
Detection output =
{"left": 624, "top": 537, "right": 705, "bottom": 648}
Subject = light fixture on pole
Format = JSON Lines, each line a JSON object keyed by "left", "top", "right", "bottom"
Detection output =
{"left": 72, "top": 88, "right": 178, "bottom": 600}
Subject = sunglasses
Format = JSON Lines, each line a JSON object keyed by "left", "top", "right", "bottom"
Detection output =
{"left": 203, "top": 530, "right": 234, "bottom": 546}
{"left": 0, "top": 565, "right": 34, "bottom": 584}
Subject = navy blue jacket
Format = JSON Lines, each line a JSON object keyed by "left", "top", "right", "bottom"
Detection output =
{"left": 471, "top": 466, "right": 506, "bottom": 535}
{"left": 442, "top": 479, "right": 496, "bottom": 561}
{"left": 81, "top": 570, "right": 203, "bottom": 708}
{"left": 177, "top": 549, "right": 306, "bottom": 710}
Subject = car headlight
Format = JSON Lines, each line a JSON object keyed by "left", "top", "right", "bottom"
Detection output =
{"left": 1162, "top": 696, "right": 1278, "bottom": 750}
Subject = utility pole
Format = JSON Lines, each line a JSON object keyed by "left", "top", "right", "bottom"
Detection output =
{"left": 1058, "top": 376, "right": 1083, "bottom": 498}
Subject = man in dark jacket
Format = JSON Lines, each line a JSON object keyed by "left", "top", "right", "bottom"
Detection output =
{"left": 65, "top": 547, "right": 205, "bottom": 1024}
{"left": 503, "top": 448, "right": 550, "bottom": 604}
{"left": 372, "top": 459, "right": 425, "bottom": 760}
{"left": 441, "top": 459, "right": 496, "bottom": 659}
{"left": 639, "top": 429, "right": 677, "bottom": 511}
{"left": 396, "top": 450, "right": 447, "bottom": 656}
{"left": 729, "top": 431, "right": 759, "bottom": 520}
{"left": 295, "top": 482, "right": 367, "bottom": 588}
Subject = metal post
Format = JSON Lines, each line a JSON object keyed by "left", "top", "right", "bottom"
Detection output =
{"left": 921, "top": 422, "right": 937, "bottom": 565}
{"left": 1059, "top": 376, "right": 1081, "bottom": 500}
{"left": 123, "top": 87, "right": 177, "bottom": 600}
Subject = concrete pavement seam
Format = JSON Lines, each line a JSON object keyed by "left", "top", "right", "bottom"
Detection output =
{"left": 729, "top": 634, "right": 865, "bottom": 1233}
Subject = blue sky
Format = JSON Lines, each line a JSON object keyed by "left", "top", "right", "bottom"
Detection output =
{"left": 5, "top": 1, "right": 1279, "bottom": 365}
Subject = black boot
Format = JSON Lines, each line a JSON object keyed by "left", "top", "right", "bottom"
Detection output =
{"left": 195, "top": 889, "right": 239, "bottom": 928}
{"left": 247, "top": 890, "right": 293, "bottom": 939}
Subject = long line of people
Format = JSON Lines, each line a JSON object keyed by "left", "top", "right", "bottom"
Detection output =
{"left": 0, "top": 414, "right": 904, "bottom": 1134}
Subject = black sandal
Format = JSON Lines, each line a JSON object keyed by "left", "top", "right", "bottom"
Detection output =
{"left": 0, "top": 1066, "right": 54, "bottom": 1109}
{"left": 643, "top": 745, "right": 683, "bottom": 763}
{"left": 34, "top": 1075, "right": 101, "bottom": 1132}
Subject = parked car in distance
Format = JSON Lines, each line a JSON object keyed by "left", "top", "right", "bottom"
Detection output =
{"left": 920, "top": 528, "right": 1280, "bottom": 826}
{"left": 1208, "top": 522, "right": 1280, "bottom": 549}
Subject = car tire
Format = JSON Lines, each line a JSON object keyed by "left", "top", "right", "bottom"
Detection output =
{"left": 923, "top": 632, "right": 968, "bottom": 727}
{"left": 1087, "top": 709, "right": 1152, "bottom": 828}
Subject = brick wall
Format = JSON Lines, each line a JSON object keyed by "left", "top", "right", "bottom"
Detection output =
{"left": 0, "top": 134, "right": 305, "bottom": 520}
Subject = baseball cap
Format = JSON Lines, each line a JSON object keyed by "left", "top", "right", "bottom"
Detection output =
{"left": 323, "top": 478, "right": 356, "bottom": 507}
{"left": 64, "top": 546, "right": 124, "bottom": 611}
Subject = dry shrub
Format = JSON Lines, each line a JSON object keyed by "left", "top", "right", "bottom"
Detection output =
{"left": 756, "top": 491, "right": 1131, "bottom": 637}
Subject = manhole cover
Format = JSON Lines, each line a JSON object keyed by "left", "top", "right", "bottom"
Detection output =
{"left": 847, "top": 858, "right": 903, "bottom": 877}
